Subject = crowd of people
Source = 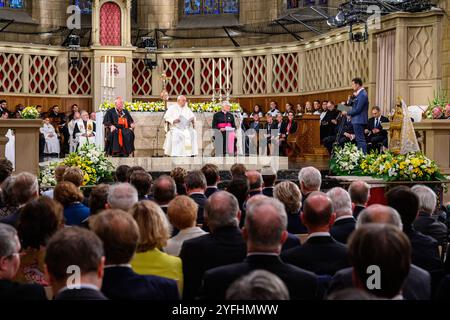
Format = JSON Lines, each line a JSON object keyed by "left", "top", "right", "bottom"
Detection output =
{"left": 0, "top": 158, "right": 449, "bottom": 300}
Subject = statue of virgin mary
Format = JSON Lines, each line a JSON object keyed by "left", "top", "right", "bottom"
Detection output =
{"left": 388, "top": 98, "right": 420, "bottom": 154}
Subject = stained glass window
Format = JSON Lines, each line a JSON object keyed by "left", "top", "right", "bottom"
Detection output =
{"left": 287, "top": 0, "right": 299, "bottom": 9}
{"left": 287, "top": 0, "right": 328, "bottom": 9}
{"left": 0, "top": 0, "right": 24, "bottom": 8}
{"left": 74, "top": 0, "right": 92, "bottom": 14}
{"left": 185, "top": 0, "right": 239, "bottom": 15}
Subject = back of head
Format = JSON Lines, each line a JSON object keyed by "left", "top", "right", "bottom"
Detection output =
{"left": 298, "top": 166, "right": 321, "bottom": 192}
{"left": 348, "top": 223, "right": 411, "bottom": 299}
{"left": 115, "top": 165, "right": 130, "bottom": 183}
{"left": 153, "top": 175, "right": 177, "bottom": 204}
{"left": 205, "top": 191, "right": 240, "bottom": 231}
{"left": 12, "top": 172, "right": 39, "bottom": 205}
{"left": 261, "top": 166, "right": 277, "bottom": 188}
{"left": 302, "top": 192, "right": 334, "bottom": 229}
{"left": 386, "top": 186, "right": 419, "bottom": 228}
{"left": 246, "top": 170, "right": 263, "bottom": 191}
{"left": 348, "top": 181, "right": 370, "bottom": 206}
{"left": 18, "top": 197, "right": 64, "bottom": 249}
{"left": 54, "top": 165, "right": 68, "bottom": 183}
{"left": 129, "top": 171, "right": 152, "bottom": 197}
{"left": 356, "top": 204, "right": 403, "bottom": 230}
{"left": 88, "top": 184, "right": 110, "bottom": 216}
{"left": 129, "top": 200, "right": 170, "bottom": 252}
{"left": 230, "top": 163, "right": 246, "bottom": 179}
{"left": 226, "top": 270, "right": 289, "bottom": 300}
{"left": 168, "top": 195, "right": 198, "bottom": 230}
{"left": 327, "top": 187, "right": 352, "bottom": 217}
{"left": 45, "top": 227, "right": 104, "bottom": 282}
{"left": 0, "top": 222, "right": 18, "bottom": 260}
{"left": 185, "top": 170, "right": 207, "bottom": 192}
{"left": 0, "top": 159, "right": 13, "bottom": 184}
{"left": 62, "top": 167, "right": 84, "bottom": 188}
{"left": 245, "top": 197, "right": 287, "bottom": 251}
{"left": 273, "top": 180, "right": 302, "bottom": 214}
{"left": 170, "top": 167, "right": 187, "bottom": 185}
{"left": 201, "top": 164, "right": 220, "bottom": 187}
{"left": 107, "top": 183, "right": 138, "bottom": 210}
{"left": 411, "top": 185, "right": 437, "bottom": 214}
{"left": 1, "top": 176, "right": 17, "bottom": 207}
{"left": 226, "top": 177, "right": 249, "bottom": 206}
{"left": 54, "top": 181, "right": 84, "bottom": 206}
{"left": 126, "top": 166, "right": 145, "bottom": 182}
{"left": 90, "top": 209, "right": 139, "bottom": 265}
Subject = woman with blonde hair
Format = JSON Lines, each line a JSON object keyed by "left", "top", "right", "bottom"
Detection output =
{"left": 130, "top": 200, "right": 183, "bottom": 293}
{"left": 274, "top": 180, "right": 307, "bottom": 234}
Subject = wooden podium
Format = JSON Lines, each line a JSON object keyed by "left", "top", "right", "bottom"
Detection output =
{"left": 288, "top": 115, "right": 329, "bottom": 160}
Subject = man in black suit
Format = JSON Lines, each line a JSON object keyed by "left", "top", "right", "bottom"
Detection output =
{"left": 185, "top": 170, "right": 208, "bottom": 225}
{"left": 263, "top": 114, "right": 279, "bottom": 156}
{"left": 152, "top": 175, "right": 177, "bottom": 214}
{"left": 199, "top": 197, "right": 318, "bottom": 300}
{"left": 246, "top": 113, "right": 262, "bottom": 155}
{"left": 129, "top": 170, "right": 152, "bottom": 201}
{"left": 45, "top": 227, "right": 107, "bottom": 300}
{"left": 328, "top": 204, "right": 431, "bottom": 300}
{"left": 348, "top": 180, "right": 370, "bottom": 219}
{"left": 327, "top": 187, "right": 356, "bottom": 244}
{"left": 411, "top": 185, "right": 448, "bottom": 245}
{"left": 261, "top": 166, "right": 277, "bottom": 197}
{"left": 201, "top": 164, "right": 220, "bottom": 198}
{"left": 281, "top": 192, "right": 349, "bottom": 276}
{"left": 245, "top": 170, "right": 263, "bottom": 198}
{"left": 365, "top": 106, "right": 389, "bottom": 152}
{"left": 90, "top": 210, "right": 179, "bottom": 300}
{"left": 180, "top": 191, "right": 246, "bottom": 300}
{"left": 386, "top": 186, "right": 444, "bottom": 274}
{"left": 320, "top": 101, "right": 340, "bottom": 141}
{"left": 0, "top": 224, "right": 47, "bottom": 300}
{"left": 323, "top": 111, "right": 355, "bottom": 153}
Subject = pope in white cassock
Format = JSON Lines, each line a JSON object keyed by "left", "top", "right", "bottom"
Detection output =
{"left": 163, "top": 95, "right": 198, "bottom": 157}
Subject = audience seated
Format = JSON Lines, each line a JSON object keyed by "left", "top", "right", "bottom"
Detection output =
{"left": 170, "top": 167, "right": 187, "bottom": 196}
{"left": 106, "top": 183, "right": 138, "bottom": 211}
{"left": 230, "top": 163, "right": 246, "bottom": 179}
{"left": 347, "top": 224, "right": 411, "bottom": 299}
{"left": 62, "top": 166, "right": 84, "bottom": 188}
{"left": 298, "top": 167, "right": 321, "bottom": 207}
{"left": 54, "top": 181, "right": 90, "bottom": 226}
{"left": 45, "top": 227, "right": 107, "bottom": 300}
{"left": 246, "top": 170, "right": 263, "bottom": 197}
{"left": 114, "top": 164, "right": 130, "bottom": 183}
{"left": 15, "top": 198, "right": 63, "bottom": 286}
{"left": 226, "top": 270, "right": 289, "bottom": 300}
{"left": 180, "top": 191, "right": 246, "bottom": 300}
{"left": 152, "top": 175, "right": 177, "bottom": 213}
{"left": 411, "top": 185, "right": 448, "bottom": 245}
{"left": 348, "top": 180, "right": 370, "bottom": 219}
{"left": 90, "top": 209, "right": 179, "bottom": 300}
{"left": 87, "top": 184, "right": 110, "bottom": 217}
{"left": 201, "top": 164, "right": 220, "bottom": 198}
{"left": 386, "top": 186, "right": 443, "bottom": 274}
{"left": 0, "top": 159, "right": 13, "bottom": 188}
{"left": 328, "top": 204, "right": 431, "bottom": 300}
{"left": 129, "top": 201, "right": 183, "bottom": 293}
{"left": 185, "top": 170, "right": 208, "bottom": 225}
{"left": 0, "top": 223, "right": 47, "bottom": 300}
{"left": 0, "top": 176, "right": 18, "bottom": 219}
{"left": 130, "top": 171, "right": 152, "bottom": 201}
{"left": 327, "top": 187, "right": 356, "bottom": 243}
{"left": 0, "top": 172, "right": 39, "bottom": 228}
{"left": 274, "top": 181, "right": 307, "bottom": 234}
{"left": 261, "top": 166, "right": 277, "bottom": 197}
{"left": 281, "top": 192, "right": 349, "bottom": 276}
{"left": 199, "top": 197, "right": 318, "bottom": 300}
{"left": 126, "top": 166, "right": 146, "bottom": 182}
{"left": 365, "top": 106, "right": 389, "bottom": 152}
{"left": 165, "top": 196, "right": 208, "bottom": 257}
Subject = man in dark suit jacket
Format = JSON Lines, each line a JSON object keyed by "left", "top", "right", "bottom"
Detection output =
{"left": 45, "top": 227, "right": 108, "bottom": 300}
{"left": 180, "top": 191, "right": 247, "bottom": 300}
{"left": 348, "top": 180, "right": 370, "bottom": 220}
{"left": 185, "top": 170, "right": 208, "bottom": 225}
{"left": 261, "top": 166, "right": 277, "bottom": 197}
{"left": 327, "top": 187, "right": 356, "bottom": 244}
{"left": 199, "top": 197, "right": 318, "bottom": 300}
{"left": 201, "top": 164, "right": 220, "bottom": 198}
{"left": 0, "top": 224, "right": 47, "bottom": 300}
{"left": 279, "top": 111, "right": 297, "bottom": 156}
{"left": 320, "top": 101, "right": 340, "bottom": 141}
{"left": 281, "top": 192, "right": 349, "bottom": 275}
{"left": 347, "top": 77, "right": 369, "bottom": 154}
{"left": 90, "top": 210, "right": 179, "bottom": 300}
{"left": 365, "top": 106, "right": 389, "bottom": 151}
{"left": 263, "top": 114, "right": 279, "bottom": 156}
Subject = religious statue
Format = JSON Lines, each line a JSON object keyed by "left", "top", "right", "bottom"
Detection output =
{"left": 388, "top": 98, "right": 420, "bottom": 155}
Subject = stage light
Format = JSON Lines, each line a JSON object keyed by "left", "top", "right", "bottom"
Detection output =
{"left": 67, "top": 35, "right": 81, "bottom": 68}
{"left": 142, "top": 37, "right": 157, "bottom": 52}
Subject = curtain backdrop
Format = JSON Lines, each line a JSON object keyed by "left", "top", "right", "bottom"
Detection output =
{"left": 376, "top": 31, "right": 396, "bottom": 116}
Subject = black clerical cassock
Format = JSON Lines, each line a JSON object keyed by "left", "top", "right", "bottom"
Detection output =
{"left": 212, "top": 111, "right": 236, "bottom": 156}
{"left": 103, "top": 108, "right": 135, "bottom": 157}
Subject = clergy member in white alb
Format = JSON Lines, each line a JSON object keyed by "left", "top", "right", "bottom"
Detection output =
{"left": 163, "top": 95, "right": 198, "bottom": 157}
{"left": 73, "top": 110, "right": 96, "bottom": 150}
{"left": 40, "top": 117, "right": 60, "bottom": 156}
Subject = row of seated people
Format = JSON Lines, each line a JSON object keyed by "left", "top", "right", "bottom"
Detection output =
{"left": 0, "top": 160, "right": 449, "bottom": 300}
{"left": 243, "top": 100, "right": 335, "bottom": 119}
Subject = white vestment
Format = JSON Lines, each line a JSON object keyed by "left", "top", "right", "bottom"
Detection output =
{"left": 163, "top": 103, "right": 198, "bottom": 157}
{"left": 74, "top": 119, "right": 96, "bottom": 149}
{"left": 40, "top": 123, "right": 60, "bottom": 154}
{"left": 68, "top": 119, "right": 78, "bottom": 153}
{"left": 5, "top": 129, "right": 15, "bottom": 169}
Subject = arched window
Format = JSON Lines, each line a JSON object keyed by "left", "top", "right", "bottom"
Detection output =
{"left": 0, "top": 0, "right": 24, "bottom": 8}
{"left": 184, "top": 0, "right": 239, "bottom": 15}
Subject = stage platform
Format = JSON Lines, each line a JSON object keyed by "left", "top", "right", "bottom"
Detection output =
{"left": 109, "top": 156, "right": 289, "bottom": 171}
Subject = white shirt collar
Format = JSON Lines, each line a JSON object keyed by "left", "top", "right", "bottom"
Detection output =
{"left": 104, "top": 264, "right": 132, "bottom": 269}
{"left": 247, "top": 252, "right": 279, "bottom": 257}
{"left": 307, "top": 232, "right": 331, "bottom": 240}
{"left": 58, "top": 283, "right": 100, "bottom": 295}
{"left": 335, "top": 215, "right": 355, "bottom": 222}
{"left": 356, "top": 87, "right": 365, "bottom": 96}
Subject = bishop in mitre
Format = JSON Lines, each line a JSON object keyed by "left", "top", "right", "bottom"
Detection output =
{"left": 163, "top": 95, "right": 198, "bottom": 157}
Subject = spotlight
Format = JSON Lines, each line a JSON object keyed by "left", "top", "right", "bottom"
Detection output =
{"left": 67, "top": 35, "right": 81, "bottom": 68}
{"left": 144, "top": 58, "right": 157, "bottom": 70}
{"left": 142, "top": 37, "right": 157, "bottom": 52}
{"left": 67, "top": 35, "right": 80, "bottom": 49}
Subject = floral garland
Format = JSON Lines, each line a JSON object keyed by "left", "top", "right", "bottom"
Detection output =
{"left": 99, "top": 100, "right": 241, "bottom": 113}
{"left": 39, "top": 144, "right": 114, "bottom": 186}
{"left": 19, "top": 106, "right": 40, "bottom": 119}
{"left": 331, "top": 143, "right": 445, "bottom": 181}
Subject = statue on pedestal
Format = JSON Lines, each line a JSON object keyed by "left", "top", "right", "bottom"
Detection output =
{"left": 388, "top": 98, "right": 420, "bottom": 155}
